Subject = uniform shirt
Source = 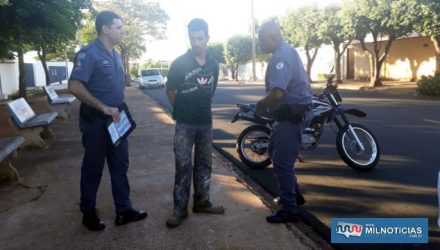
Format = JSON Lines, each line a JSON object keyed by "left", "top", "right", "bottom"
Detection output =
{"left": 265, "top": 41, "right": 312, "bottom": 112}
{"left": 70, "top": 39, "right": 125, "bottom": 133}
{"left": 166, "top": 51, "right": 219, "bottom": 125}
{"left": 70, "top": 39, "right": 125, "bottom": 107}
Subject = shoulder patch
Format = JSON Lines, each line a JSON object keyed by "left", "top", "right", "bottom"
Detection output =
{"left": 276, "top": 62, "right": 284, "bottom": 70}
{"left": 77, "top": 52, "right": 86, "bottom": 60}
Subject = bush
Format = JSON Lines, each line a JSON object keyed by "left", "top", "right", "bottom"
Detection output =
{"left": 416, "top": 72, "right": 440, "bottom": 96}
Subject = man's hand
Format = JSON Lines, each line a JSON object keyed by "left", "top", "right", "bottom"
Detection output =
{"left": 255, "top": 99, "right": 267, "bottom": 117}
{"left": 102, "top": 106, "right": 120, "bottom": 123}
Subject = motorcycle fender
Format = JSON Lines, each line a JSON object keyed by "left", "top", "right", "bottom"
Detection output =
{"left": 342, "top": 108, "right": 366, "bottom": 117}
{"left": 231, "top": 112, "right": 269, "bottom": 125}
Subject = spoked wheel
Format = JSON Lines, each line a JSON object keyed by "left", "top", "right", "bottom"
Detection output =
{"left": 236, "top": 125, "right": 271, "bottom": 169}
{"left": 336, "top": 123, "right": 380, "bottom": 171}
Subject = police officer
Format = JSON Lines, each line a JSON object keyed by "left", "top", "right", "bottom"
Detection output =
{"left": 68, "top": 11, "right": 146, "bottom": 231}
{"left": 255, "top": 21, "right": 313, "bottom": 223}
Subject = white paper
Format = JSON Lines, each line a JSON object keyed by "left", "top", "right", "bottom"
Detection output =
{"left": 107, "top": 111, "right": 132, "bottom": 144}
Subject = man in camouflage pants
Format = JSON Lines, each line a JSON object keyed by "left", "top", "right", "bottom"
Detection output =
{"left": 165, "top": 18, "right": 225, "bottom": 228}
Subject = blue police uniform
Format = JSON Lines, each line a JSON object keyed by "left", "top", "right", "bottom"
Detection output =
{"left": 265, "top": 41, "right": 312, "bottom": 214}
{"left": 70, "top": 39, "right": 132, "bottom": 214}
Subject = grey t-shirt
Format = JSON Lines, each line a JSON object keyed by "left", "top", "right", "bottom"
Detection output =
{"left": 265, "top": 41, "right": 313, "bottom": 111}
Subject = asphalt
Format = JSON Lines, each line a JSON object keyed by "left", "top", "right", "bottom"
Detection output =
{"left": 0, "top": 87, "right": 330, "bottom": 250}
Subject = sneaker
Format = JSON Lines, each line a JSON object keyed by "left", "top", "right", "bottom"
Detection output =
{"left": 266, "top": 210, "right": 299, "bottom": 223}
{"left": 192, "top": 200, "right": 225, "bottom": 214}
{"left": 115, "top": 209, "right": 148, "bottom": 226}
{"left": 82, "top": 210, "right": 106, "bottom": 231}
{"left": 166, "top": 211, "right": 189, "bottom": 228}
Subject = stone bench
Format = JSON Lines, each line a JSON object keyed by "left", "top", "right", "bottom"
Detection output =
{"left": 43, "top": 85, "right": 76, "bottom": 119}
{"left": 6, "top": 98, "right": 58, "bottom": 148}
{"left": 0, "top": 136, "right": 24, "bottom": 181}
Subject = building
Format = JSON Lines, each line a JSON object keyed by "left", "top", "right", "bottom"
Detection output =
{"left": 347, "top": 34, "right": 437, "bottom": 81}
{"left": 0, "top": 51, "right": 73, "bottom": 97}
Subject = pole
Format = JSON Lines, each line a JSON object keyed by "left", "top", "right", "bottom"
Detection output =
{"left": 251, "top": 0, "right": 257, "bottom": 81}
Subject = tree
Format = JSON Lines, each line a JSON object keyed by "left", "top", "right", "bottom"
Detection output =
{"left": 93, "top": 0, "right": 169, "bottom": 86}
{"left": 225, "top": 35, "right": 252, "bottom": 81}
{"left": 33, "top": 0, "right": 84, "bottom": 85}
{"left": 343, "top": 0, "right": 419, "bottom": 87}
{"left": 320, "top": 4, "right": 355, "bottom": 83}
{"left": 416, "top": 0, "right": 440, "bottom": 73}
{"left": 207, "top": 43, "right": 225, "bottom": 64}
{"left": 0, "top": 0, "right": 86, "bottom": 98}
{"left": 281, "top": 5, "right": 324, "bottom": 82}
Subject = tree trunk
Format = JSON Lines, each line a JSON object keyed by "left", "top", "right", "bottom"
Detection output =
{"left": 332, "top": 41, "right": 343, "bottom": 83}
{"left": 120, "top": 47, "right": 131, "bottom": 87}
{"left": 432, "top": 36, "right": 440, "bottom": 73}
{"left": 17, "top": 49, "right": 27, "bottom": 99}
{"left": 334, "top": 50, "right": 342, "bottom": 83}
{"left": 234, "top": 64, "right": 239, "bottom": 82}
{"left": 372, "top": 38, "right": 395, "bottom": 87}
{"left": 305, "top": 47, "right": 319, "bottom": 83}
{"left": 373, "top": 59, "right": 384, "bottom": 87}
{"left": 37, "top": 48, "right": 50, "bottom": 85}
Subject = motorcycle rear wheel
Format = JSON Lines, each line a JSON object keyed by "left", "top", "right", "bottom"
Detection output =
{"left": 236, "top": 125, "right": 272, "bottom": 169}
{"left": 336, "top": 123, "right": 380, "bottom": 171}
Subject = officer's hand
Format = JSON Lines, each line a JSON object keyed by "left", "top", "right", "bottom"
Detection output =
{"left": 102, "top": 106, "right": 120, "bottom": 123}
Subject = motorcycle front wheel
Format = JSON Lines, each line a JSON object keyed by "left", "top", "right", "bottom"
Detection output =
{"left": 336, "top": 123, "right": 380, "bottom": 171}
{"left": 236, "top": 125, "right": 271, "bottom": 169}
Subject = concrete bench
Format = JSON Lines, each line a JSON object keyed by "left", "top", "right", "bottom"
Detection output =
{"left": 6, "top": 98, "right": 58, "bottom": 148}
{"left": 43, "top": 85, "right": 76, "bottom": 119}
{"left": 0, "top": 136, "right": 24, "bottom": 181}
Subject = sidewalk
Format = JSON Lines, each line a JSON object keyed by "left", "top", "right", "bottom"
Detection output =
{"left": 0, "top": 87, "right": 327, "bottom": 249}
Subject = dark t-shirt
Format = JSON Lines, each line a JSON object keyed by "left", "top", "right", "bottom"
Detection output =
{"left": 166, "top": 51, "right": 219, "bottom": 125}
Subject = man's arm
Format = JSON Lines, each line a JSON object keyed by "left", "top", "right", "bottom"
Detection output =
{"left": 68, "top": 79, "right": 120, "bottom": 122}
{"left": 166, "top": 89, "right": 176, "bottom": 107}
{"left": 255, "top": 87, "right": 285, "bottom": 117}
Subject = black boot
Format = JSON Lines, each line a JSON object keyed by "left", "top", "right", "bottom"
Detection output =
{"left": 273, "top": 193, "right": 306, "bottom": 206}
{"left": 115, "top": 209, "right": 148, "bottom": 226}
{"left": 82, "top": 210, "right": 105, "bottom": 231}
{"left": 266, "top": 210, "right": 299, "bottom": 223}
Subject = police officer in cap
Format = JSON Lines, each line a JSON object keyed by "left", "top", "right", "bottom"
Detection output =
{"left": 255, "top": 20, "right": 312, "bottom": 223}
{"left": 68, "top": 11, "right": 147, "bottom": 231}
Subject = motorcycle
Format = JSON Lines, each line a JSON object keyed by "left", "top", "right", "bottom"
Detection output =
{"left": 231, "top": 74, "right": 380, "bottom": 171}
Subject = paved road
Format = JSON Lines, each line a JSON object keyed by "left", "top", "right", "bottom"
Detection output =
{"left": 143, "top": 83, "right": 440, "bottom": 248}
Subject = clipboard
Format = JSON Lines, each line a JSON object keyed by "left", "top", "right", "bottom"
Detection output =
{"left": 105, "top": 103, "right": 136, "bottom": 147}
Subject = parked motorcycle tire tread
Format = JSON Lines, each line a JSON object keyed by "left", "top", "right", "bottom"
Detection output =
{"left": 335, "top": 123, "right": 380, "bottom": 171}
{"left": 236, "top": 125, "right": 272, "bottom": 169}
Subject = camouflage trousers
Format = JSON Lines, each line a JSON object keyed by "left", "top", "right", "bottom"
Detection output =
{"left": 173, "top": 122, "right": 213, "bottom": 213}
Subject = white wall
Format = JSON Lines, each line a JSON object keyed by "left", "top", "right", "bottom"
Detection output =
{"left": 228, "top": 44, "right": 341, "bottom": 82}
{"left": 297, "top": 44, "right": 337, "bottom": 81}
{"left": 0, "top": 54, "right": 73, "bottom": 95}
{"left": 33, "top": 61, "right": 73, "bottom": 86}
{"left": 0, "top": 62, "right": 19, "bottom": 95}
